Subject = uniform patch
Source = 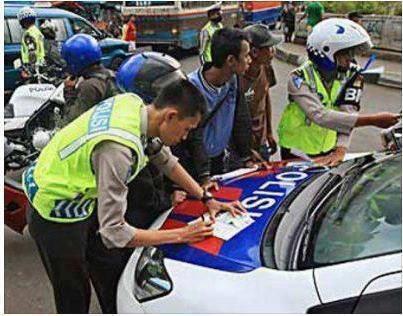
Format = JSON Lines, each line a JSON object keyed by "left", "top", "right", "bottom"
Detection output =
{"left": 88, "top": 98, "right": 114, "bottom": 134}
{"left": 292, "top": 75, "right": 304, "bottom": 89}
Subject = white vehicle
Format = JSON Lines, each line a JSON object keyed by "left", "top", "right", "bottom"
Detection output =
{"left": 118, "top": 152, "right": 402, "bottom": 313}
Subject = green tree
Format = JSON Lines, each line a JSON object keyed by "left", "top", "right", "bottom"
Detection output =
{"left": 319, "top": 1, "right": 401, "bottom": 16}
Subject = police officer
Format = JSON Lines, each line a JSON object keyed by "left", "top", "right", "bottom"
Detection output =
{"left": 61, "top": 34, "right": 119, "bottom": 125}
{"left": 199, "top": 2, "right": 224, "bottom": 65}
{"left": 17, "top": 6, "right": 45, "bottom": 68}
{"left": 24, "top": 74, "right": 245, "bottom": 313}
{"left": 278, "top": 18, "right": 400, "bottom": 166}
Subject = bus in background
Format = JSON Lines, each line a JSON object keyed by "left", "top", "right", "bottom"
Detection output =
{"left": 241, "top": 1, "right": 282, "bottom": 27}
{"left": 121, "top": 1, "right": 240, "bottom": 51}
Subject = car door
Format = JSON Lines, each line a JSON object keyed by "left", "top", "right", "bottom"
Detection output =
{"left": 353, "top": 271, "right": 401, "bottom": 314}
{"left": 308, "top": 254, "right": 401, "bottom": 313}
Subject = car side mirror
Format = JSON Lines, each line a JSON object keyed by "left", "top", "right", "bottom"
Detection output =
{"left": 13, "top": 58, "right": 22, "bottom": 69}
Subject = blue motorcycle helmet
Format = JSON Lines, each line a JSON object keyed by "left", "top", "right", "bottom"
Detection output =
{"left": 61, "top": 34, "right": 102, "bottom": 76}
{"left": 116, "top": 52, "right": 186, "bottom": 103}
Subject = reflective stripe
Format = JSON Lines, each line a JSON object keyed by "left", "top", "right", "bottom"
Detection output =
{"left": 51, "top": 198, "right": 93, "bottom": 219}
{"left": 23, "top": 164, "right": 39, "bottom": 203}
{"left": 303, "top": 63, "right": 317, "bottom": 93}
{"left": 59, "top": 128, "right": 145, "bottom": 161}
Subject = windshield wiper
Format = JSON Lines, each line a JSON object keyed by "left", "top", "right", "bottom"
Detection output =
{"left": 300, "top": 155, "right": 376, "bottom": 262}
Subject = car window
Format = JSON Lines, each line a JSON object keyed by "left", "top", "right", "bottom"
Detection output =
{"left": 38, "top": 18, "right": 68, "bottom": 41}
{"left": 313, "top": 157, "right": 402, "bottom": 265}
{"left": 5, "top": 20, "right": 11, "bottom": 44}
{"left": 7, "top": 18, "right": 24, "bottom": 44}
{"left": 69, "top": 18, "right": 99, "bottom": 37}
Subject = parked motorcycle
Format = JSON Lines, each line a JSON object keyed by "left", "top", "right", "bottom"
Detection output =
{"left": 5, "top": 80, "right": 65, "bottom": 234}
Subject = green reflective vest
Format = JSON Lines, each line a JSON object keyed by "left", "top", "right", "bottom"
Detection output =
{"left": 278, "top": 61, "right": 342, "bottom": 155}
{"left": 22, "top": 93, "right": 148, "bottom": 223}
{"left": 201, "top": 21, "right": 223, "bottom": 63}
{"left": 21, "top": 25, "right": 45, "bottom": 65}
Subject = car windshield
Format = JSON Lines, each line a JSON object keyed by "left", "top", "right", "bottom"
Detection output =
{"left": 70, "top": 19, "right": 100, "bottom": 38}
{"left": 313, "top": 156, "right": 402, "bottom": 266}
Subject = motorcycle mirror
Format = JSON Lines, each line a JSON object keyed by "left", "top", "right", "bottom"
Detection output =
{"left": 13, "top": 58, "right": 22, "bottom": 69}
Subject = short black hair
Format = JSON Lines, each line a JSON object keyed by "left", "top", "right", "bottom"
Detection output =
{"left": 154, "top": 78, "right": 206, "bottom": 119}
{"left": 211, "top": 27, "right": 250, "bottom": 68}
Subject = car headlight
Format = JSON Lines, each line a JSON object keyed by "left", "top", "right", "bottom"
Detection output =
{"left": 134, "top": 247, "right": 172, "bottom": 302}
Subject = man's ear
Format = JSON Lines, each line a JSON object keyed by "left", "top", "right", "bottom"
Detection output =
{"left": 251, "top": 47, "right": 259, "bottom": 59}
{"left": 226, "top": 54, "right": 237, "bottom": 67}
{"left": 164, "top": 107, "right": 179, "bottom": 121}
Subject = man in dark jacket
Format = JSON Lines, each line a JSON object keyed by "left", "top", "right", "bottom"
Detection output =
{"left": 60, "top": 34, "right": 119, "bottom": 126}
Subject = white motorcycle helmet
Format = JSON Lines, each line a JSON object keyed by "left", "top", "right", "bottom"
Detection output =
{"left": 40, "top": 19, "right": 57, "bottom": 39}
{"left": 40, "top": 20, "right": 57, "bottom": 33}
{"left": 307, "top": 18, "right": 373, "bottom": 72}
{"left": 17, "top": 6, "right": 37, "bottom": 25}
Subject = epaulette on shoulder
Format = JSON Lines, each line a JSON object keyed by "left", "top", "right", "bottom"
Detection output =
{"left": 292, "top": 68, "right": 305, "bottom": 80}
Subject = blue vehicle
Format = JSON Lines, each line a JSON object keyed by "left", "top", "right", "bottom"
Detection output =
{"left": 5, "top": 3, "right": 134, "bottom": 93}
{"left": 241, "top": 1, "right": 282, "bottom": 26}
{"left": 121, "top": 1, "right": 240, "bottom": 51}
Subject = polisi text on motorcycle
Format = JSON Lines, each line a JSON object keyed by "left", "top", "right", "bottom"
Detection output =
{"left": 29, "top": 86, "right": 54, "bottom": 93}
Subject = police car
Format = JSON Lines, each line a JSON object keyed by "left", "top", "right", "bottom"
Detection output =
{"left": 117, "top": 152, "right": 402, "bottom": 313}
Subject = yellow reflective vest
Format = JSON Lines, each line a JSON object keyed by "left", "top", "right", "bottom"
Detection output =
{"left": 200, "top": 21, "right": 223, "bottom": 63}
{"left": 278, "top": 61, "right": 342, "bottom": 155}
{"left": 21, "top": 25, "right": 45, "bottom": 65}
{"left": 23, "top": 93, "right": 148, "bottom": 223}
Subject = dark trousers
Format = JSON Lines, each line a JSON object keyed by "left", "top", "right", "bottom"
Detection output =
{"left": 210, "top": 152, "right": 226, "bottom": 176}
{"left": 28, "top": 208, "right": 132, "bottom": 314}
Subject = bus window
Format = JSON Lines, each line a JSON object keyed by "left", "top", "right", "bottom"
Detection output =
{"left": 181, "top": 2, "right": 215, "bottom": 9}
{"left": 181, "top": 1, "right": 238, "bottom": 9}
{"left": 124, "top": 1, "right": 175, "bottom": 6}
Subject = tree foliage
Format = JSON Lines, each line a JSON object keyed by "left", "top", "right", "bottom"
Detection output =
{"left": 321, "top": 1, "right": 402, "bottom": 16}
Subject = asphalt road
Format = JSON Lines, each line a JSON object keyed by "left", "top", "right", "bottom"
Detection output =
{"left": 4, "top": 53, "right": 402, "bottom": 314}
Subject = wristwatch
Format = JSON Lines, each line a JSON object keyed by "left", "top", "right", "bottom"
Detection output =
{"left": 201, "top": 189, "right": 214, "bottom": 203}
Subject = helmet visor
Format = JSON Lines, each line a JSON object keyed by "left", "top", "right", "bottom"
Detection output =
{"left": 339, "top": 41, "right": 372, "bottom": 59}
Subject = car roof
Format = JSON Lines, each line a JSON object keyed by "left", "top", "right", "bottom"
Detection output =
{"left": 158, "top": 162, "right": 325, "bottom": 273}
{"left": 5, "top": 3, "right": 83, "bottom": 20}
